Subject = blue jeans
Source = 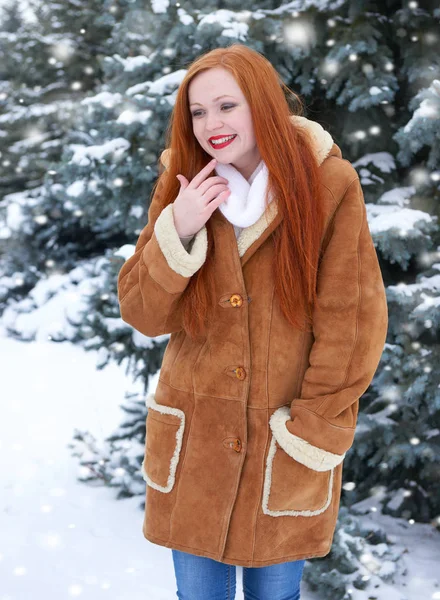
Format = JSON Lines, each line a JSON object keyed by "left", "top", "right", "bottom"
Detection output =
{"left": 172, "top": 549, "right": 305, "bottom": 600}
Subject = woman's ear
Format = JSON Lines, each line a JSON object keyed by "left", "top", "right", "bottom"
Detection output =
{"left": 160, "top": 148, "right": 171, "bottom": 170}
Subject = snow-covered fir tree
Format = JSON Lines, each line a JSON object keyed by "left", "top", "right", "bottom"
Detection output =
{"left": 1, "top": 1, "right": 439, "bottom": 597}
{"left": 0, "top": 0, "right": 121, "bottom": 306}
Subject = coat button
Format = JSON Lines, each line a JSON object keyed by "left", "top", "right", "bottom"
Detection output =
{"left": 234, "top": 367, "right": 246, "bottom": 380}
{"left": 230, "top": 438, "right": 242, "bottom": 452}
{"left": 229, "top": 294, "right": 243, "bottom": 307}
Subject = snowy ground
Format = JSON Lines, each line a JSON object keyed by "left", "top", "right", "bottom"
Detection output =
{"left": 0, "top": 330, "right": 439, "bottom": 600}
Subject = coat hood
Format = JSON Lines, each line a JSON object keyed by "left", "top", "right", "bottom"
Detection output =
{"left": 159, "top": 115, "right": 341, "bottom": 171}
{"left": 158, "top": 116, "right": 343, "bottom": 266}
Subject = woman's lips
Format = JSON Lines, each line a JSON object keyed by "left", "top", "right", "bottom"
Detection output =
{"left": 209, "top": 135, "right": 237, "bottom": 149}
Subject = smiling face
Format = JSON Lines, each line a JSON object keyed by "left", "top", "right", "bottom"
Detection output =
{"left": 188, "top": 67, "right": 261, "bottom": 180}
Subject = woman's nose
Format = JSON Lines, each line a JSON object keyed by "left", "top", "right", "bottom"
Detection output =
{"left": 206, "top": 115, "right": 224, "bottom": 130}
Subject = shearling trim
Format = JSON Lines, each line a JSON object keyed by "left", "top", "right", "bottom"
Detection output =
{"left": 291, "top": 115, "right": 334, "bottom": 166}
{"left": 261, "top": 433, "right": 334, "bottom": 517}
{"left": 237, "top": 199, "right": 278, "bottom": 257}
{"left": 153, "top": 203, "right": 208, "bottom": 278}
{"left": 269, "top": 405, "right": 346, "bottom": 471}
{"left": 141, "top": 392, "right": 185, "bottom": 493}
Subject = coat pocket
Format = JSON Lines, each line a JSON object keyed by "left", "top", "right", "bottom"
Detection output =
{"left": 141, "top": 392, "right": 185, "bottom": 493}
{"left": 262, "top": 405, "right": 341, "bottom": 517}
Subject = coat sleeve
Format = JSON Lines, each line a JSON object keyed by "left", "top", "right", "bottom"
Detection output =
{"left": 269, "top": 174, "right": 388, "bottom": 472}
{"left": 117, "top": 174, "right": 208, "bottom": 337}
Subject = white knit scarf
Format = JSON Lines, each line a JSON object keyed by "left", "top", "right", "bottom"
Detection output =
{"left": 214, "top": 159, "right": 274, "bottom": 228}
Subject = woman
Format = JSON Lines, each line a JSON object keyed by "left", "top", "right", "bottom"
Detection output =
{"left": 117, "top": 44, "right": 388, "bottom": 599}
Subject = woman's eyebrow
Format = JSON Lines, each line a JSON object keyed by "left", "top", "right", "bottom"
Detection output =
{"left": 190, "top": 95, "right": 236, "bottom": 107}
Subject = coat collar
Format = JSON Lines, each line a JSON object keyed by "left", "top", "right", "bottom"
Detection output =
{"left": 160, "top": 116, "right": 338, "bottom": 268}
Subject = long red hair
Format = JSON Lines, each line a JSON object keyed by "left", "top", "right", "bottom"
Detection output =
{"left": 150, "top": 43, "right": 326, "bottom": 342}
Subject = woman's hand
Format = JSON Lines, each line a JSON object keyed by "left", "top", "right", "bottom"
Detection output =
{"left": 173, "top": 158, "right": 231, "bottom": 237}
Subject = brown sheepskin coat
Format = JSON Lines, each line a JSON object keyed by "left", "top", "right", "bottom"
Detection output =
{"left": 117, "top": 116, "right": 388, "bottom": 568}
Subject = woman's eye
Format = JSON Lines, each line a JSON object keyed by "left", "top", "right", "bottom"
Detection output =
{"left": 192, "top": 104, "right": 235, "bottom": 117}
